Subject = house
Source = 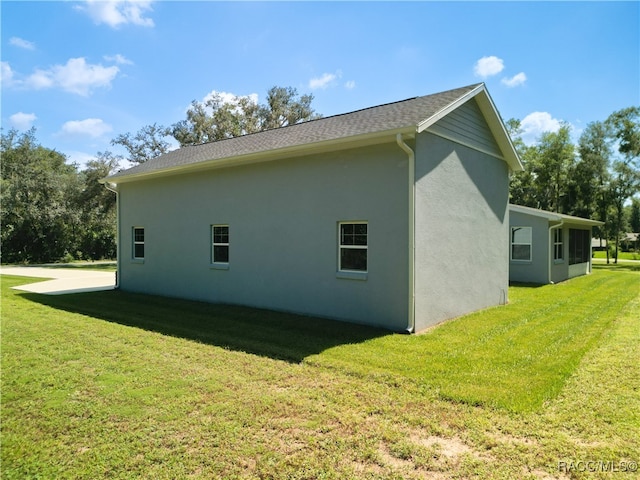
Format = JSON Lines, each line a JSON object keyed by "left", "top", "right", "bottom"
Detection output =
{"left": 621, "top": 232, "right": 639, "bottom": 252}
{"left": 102, "top": 83, "right": 523, "bottom": 333}
{"left": 509, "top": 204, "right": 604, "bottom": 284}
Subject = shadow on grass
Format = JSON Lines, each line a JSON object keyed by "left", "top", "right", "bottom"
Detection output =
{"left": 19, "top": 289, "right": 389, "bottom": 364}
{"left": 508, "top": 281, "right": 545, "bottom": 288}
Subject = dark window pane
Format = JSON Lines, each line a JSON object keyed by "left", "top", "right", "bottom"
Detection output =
{"left": 214, "top": 245, "right": 229, "bottom": 263}
{"left": 512, "top": 245, "right": 530, "bottom": 261}
{"left": 134, "top": 243, "right": 145, "bottom": 259}
{"left": 213, "top": 226, "right": 229, "bottom": 244}
{"left": 134, "top": 228, "right": 144, "bottom": 242}
{"left": 341, "top": 248, "right": 367, "bottom": 271}
{"left": 341, "top": 223, "right": 367, "bottom": 246}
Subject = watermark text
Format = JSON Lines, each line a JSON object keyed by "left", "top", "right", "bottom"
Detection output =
{"left": 558, "top": 460, "right": 637, "bottom": 473}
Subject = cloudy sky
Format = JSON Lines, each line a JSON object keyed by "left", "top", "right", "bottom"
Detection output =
{"left": 2, "top": 1, "right": 638, "bottom": 166}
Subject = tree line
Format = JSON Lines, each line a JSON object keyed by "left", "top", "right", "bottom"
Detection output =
{"left": 507, "top": 106, "right": 640, "bottom": 261}
{"left": 1, "top": 87, "right": 319, "bottom": 263}
{"left": 1, "top": 86, "right": 638, "bottom": 264}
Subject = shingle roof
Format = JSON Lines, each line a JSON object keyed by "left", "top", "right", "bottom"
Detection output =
{"left": 106, "top": 83, "right": 496, "bottom": 182}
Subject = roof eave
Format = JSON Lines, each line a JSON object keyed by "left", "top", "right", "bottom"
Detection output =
{"left": 103, "top": 126, "right": 416, "bottom": 185}
{"left": 509, "top": 204, "right": 604, "bottom": 226}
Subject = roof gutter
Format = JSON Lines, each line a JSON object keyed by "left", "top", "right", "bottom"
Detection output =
{"left": 396, "top": 133, "right": 415, "bottom": 334}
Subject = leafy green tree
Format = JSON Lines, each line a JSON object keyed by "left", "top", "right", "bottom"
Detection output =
{"left": 532, "top": 124, "right": 575, "bottom": 213}
{"left": 171, "top": 86, "right": 319, "bottom": 147}
{"left": 111, "top": 123, "right": 172, "bottom": 164}
{"left": 1, "top": 129, "right": 81, "bottom": 263}
{"left": 630, "top": 197, "right": 640, "bottom": 233}
{"left": 260, "top": 86, "right": 318, "bottom": 130}
{"left": 508, "top": 122, "right": 576, "bottom": 213}
{"left": 605, "top": 107, "right": 640, "bottom": 262}
{"left": 507, "top": 119, "right": 536, "bottom": 206}
{"left": 75, "top": 152, "right": 121, "bottom": 259}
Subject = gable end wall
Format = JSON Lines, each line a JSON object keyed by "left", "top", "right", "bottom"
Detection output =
{"left": 427, "top": 98, "right": 503, "bottom": 159}
{"left": 413, "top": 131, "right": 509, "bottom": 331}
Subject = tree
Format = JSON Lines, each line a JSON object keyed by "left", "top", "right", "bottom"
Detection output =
{"left": 171, "top": 86, "right": 320, "bottom": 147}
{"left": 75, "top": 152, "right": 121, "bottom": 259}
{"left": 1, "top": 129, "right": 81, "bottom": 263}
{"left": 630, "top": 197, "right": 640, "bottom": 233}
{"left": 605, "top": 107, "right": 640, "bottom": 262}
{"left": 111, "top": 123, "right": 172, "bottom": 164}
{"left": 260, "top": 86, "right": 318, "bottom": 130}
{"left": 507, "top": 119, "right": 536, "bottom": 206}
{"left": 532, "top": 124, "right": 575, "bottom": 213}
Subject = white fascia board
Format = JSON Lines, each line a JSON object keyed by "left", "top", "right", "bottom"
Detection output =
{"left": 416, "top": 84, "right": 485, "bottom": 134}
{"left": 509, "top": 204, "right": 604, "bottom": 226}
{"left": 102, "top": 126, "right": 415, "bottom": 185}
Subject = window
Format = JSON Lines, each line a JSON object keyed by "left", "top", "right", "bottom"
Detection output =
{"left": 511, "top": 226, "right": 532, "bottom": 261}
{"left": 569, "top": 229, "right": 590, "bottom": 265}
{"left": 339, "top": 222, "right": 367, "bottom": 272}
{"left": 133, "top": 227, "right": 144, "bottom": 260}
{"left": 212, "top": 225, "right": 229, "bottom": 264}
{"left": 553, "top": 228, "right": 563, "bottom": 261}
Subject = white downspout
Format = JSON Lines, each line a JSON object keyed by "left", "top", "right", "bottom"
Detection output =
{"left": 104, "top": 182, "right": 120, "bottom": 289}
{"left": 548, "top": 222, "right": 563, "bottom": 284}
{"left": 396, "top": 134, "right": 415, "bottom": 333}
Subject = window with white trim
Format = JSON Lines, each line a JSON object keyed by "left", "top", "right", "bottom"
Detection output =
{"left": 553, "top": 228, "right": 563, "bottom": 261}
{"left": 339, "top": 222, "right": 367, "bottom": 272}
{"left": 212, "top": 225, "right": 229, "bottom": 264}
{"left": 133, "top": 227, "right": 145, "bottom": 260}
{"left": 511, "top": 226, "right": 531, "bottom": 261}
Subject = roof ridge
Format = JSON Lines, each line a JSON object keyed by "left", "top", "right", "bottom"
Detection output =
{"left": 180, "top": 83, "right": 482, "bottom": 149}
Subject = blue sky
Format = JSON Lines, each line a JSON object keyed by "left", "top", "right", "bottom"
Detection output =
{"left": 2, "top": 1, "right": 638, "bottom": 167}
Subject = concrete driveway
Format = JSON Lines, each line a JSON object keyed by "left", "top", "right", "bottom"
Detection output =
{"left": 0, "top": 265, "right": 115, "bottom": 295}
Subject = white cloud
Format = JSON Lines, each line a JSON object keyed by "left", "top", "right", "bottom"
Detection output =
{"left": 345, "top": 80, "right": 356, "bottom": 90}
{"left": 520, "top": 112, "right": 562, "bottom": 145}
{"left": 104, "top": 54, "right": 134, "bottom": 65}
{"left": 25, "top": 57, "right": 119, "bottom": 96}
{"left": 76, "top": 0, "right": 155, "bottom": 28}
{"left": 502, "top": 72, "right": 527, "bottom": 87}
{"left": 1, "top": 61, "right": 15, "bottom": 86}
{"left": 309, "top": 70, "right": 343, "bottom": 90}
{"left": 10, "top": 112, "right": 37, "bottom": 130}
{"left": 474, "top": 56, "right": 505, "bottom": 78}
{"left": 10, "top": 37, "right": 35, "bottom": 50}
{"left": 60, "top": 118, "right": 113, "bottom": 138}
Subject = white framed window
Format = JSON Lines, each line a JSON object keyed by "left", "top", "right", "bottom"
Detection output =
{"left": 553, "top": 228, "right": 563, "bottom": 261}
{"left": 133, "top": 227, "right": 145, "bottom": 260}
{"left": 339, "top": 222, "right": 367, "bottom": 272}
{"left": 511, "top": 226, "right": 531, "bottom": 261}
{"left": 211, "top": 225, "right": 229, "bottom": 264}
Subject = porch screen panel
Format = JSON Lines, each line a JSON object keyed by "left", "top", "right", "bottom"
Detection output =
{"left": 569, "top": 229, "right": 590, "bottom": 265}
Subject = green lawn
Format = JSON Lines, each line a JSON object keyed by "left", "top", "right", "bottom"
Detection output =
{"left": 593, "top": 250, "right": 640, "bottom": 261}
{"left": 2, "top": 267, "right": 639, "bottom": 479}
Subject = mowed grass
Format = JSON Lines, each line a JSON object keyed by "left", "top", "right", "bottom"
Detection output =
{"left": 312, "top": 265, "right": 639, "bottom": 411}
{"left": 593, "top": 250, "right": 640, "bottom": 261}
{"left": 2, "top": 267, "right": 639, "bottom": 479}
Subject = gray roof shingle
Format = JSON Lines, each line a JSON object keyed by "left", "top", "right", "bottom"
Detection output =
{"left": 107, "top": 84, "right": 483, "bottom": 181}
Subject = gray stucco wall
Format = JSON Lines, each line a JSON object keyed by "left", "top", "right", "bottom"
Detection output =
{"left": 413, "top": 132, "right": 510, "bottom": 331}
{"left": 117, "top": 142, "right": 410, "bottom": 331}
{"left": 508, "top": 214, "right": 595, "bottom": 284}
{"left": 508, "top": 211, "right": 550, "bottom": 284}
